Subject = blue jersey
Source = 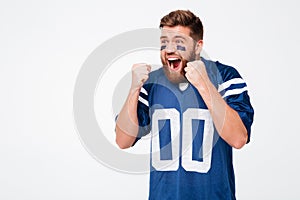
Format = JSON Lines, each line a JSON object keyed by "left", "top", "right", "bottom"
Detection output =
{"left": 136, "top": 58, "right": 254, "bottom": 200}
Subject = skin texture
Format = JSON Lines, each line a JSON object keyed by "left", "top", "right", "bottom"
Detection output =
{"left": 160, "top": 26, "right": 197, "bottom": 83}
{"left": 115, "top": 26, "right": 248, "bottom": 149}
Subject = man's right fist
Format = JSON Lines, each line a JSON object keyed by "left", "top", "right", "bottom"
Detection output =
{"left": 131, "top": 63, "right": 151, "bottom": 90}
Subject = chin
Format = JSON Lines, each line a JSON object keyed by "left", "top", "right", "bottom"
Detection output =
{"left": 163, "top": 65, "right": 186, "bottom": 84}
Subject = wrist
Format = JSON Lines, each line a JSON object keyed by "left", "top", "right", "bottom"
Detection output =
{"left": 196, "top": 80, "right": 217, "bottom": 109}
{"left": 129, "top": 85, "right": 142, "bottom": 94}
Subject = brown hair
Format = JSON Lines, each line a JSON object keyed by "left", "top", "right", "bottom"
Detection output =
{"left": 159, "top": 10, "right": 204, "bottom": 41}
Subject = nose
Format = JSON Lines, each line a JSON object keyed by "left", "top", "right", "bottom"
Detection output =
{"left": 165, "top": 43, "right": 176, "bottom": 53}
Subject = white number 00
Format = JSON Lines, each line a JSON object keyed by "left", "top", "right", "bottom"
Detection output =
{"left": 151, "top": 108, "right": 214, "bottom": 173}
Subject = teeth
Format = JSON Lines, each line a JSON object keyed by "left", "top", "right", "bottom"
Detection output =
{"left": 168, "top": 58, "right": 179, "bottom": 61}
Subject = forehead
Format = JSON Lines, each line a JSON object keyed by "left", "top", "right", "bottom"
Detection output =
{"left": 160, "top": 26, "right": 192, "bottom": 39}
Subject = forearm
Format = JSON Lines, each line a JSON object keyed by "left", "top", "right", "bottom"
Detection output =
{"left": 197, "top": 81, "right": 248, "bottom": 149}
{"left": 115, "top": 88, "right": 140, "bottom": 149}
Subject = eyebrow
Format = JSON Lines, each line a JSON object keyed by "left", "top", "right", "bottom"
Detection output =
{"left": 160, "top": 35, "right": 187, "bottom": 40}
{"left": 174, "top": 35, "right": 187, "bottom": 40}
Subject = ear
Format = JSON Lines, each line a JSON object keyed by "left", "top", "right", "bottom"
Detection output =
{"left": 195, "top": 40, "right": 203, "bottom": 55}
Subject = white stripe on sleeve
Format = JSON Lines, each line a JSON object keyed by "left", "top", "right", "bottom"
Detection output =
{"left": 222, "top": 87, "right": 248, "bottom": 98}
{"left": 138, "top": 96, "right": 149, "bottom": 107}
{"left": 218, "top": 78, "right": 245, "bottom": 92}
{"left": 140, "top": 87, "right": 148, "bottom": 95}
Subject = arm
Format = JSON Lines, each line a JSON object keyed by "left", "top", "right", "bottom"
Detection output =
{"left": 185, "top": 61, "right": 248, "bottom": 149}
{"left": 115, "top": 63, "right": 151, "bottom": 149}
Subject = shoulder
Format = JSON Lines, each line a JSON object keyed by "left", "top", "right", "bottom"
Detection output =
{"left": 143, "top": 67, "right": 164, "bottom": 89}
{"left": 214, "top": 60, "right": 243, "bottom": 81}
{"left": 202, "top": 58, "right": 248, "bottom": 97}
{"left": 202, "top": 57, "right": 244, "bottom": 83}
{"left": 148, "top": 67, "right": 164, "bottom": 80}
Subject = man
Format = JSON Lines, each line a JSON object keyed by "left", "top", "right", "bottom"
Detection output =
{"left": 115, "top": 10, "right": 254, "bottom": 200}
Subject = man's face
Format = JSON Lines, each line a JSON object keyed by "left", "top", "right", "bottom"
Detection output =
{"left": 160, "top": 26, "right": 200, "bottom": 84}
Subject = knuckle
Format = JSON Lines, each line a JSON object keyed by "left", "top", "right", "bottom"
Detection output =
{"left": 132, "top": 63, "right": 144, "bottom": 69}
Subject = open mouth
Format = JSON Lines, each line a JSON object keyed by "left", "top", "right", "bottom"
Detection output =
{"left": 167, "top": 57, "right": 182, "bottom": 71}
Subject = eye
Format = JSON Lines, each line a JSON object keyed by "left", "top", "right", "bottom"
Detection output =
{"left": 175, "top": 39, "right": 184, "bottom": 44}
{"left": 160, "top": 39, "right": 169, "bottom": 45}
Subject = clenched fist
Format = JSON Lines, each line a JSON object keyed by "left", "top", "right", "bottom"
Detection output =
{"left": 184, "top": 60, "right": 210, "bottom": 91}
{"left": 131, "top": 63, "right": 151, "bottom": 90}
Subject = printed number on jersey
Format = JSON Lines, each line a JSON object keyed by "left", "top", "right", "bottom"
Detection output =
{"left": 152, "top": 108, "right": 214, "bottom": 173}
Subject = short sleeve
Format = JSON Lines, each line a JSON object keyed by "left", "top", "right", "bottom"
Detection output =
{"left": 132, "top": 86, "right": 151, "bottom": 146}
{"left": 217, "top": 62, "right": 254, "bottom": 143}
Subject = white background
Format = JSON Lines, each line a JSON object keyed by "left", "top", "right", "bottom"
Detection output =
{"left": 1, "top": 0, "right": 300, "bottom": 199}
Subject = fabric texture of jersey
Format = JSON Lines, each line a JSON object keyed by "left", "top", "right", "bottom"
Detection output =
{"left": 135, "top": 58, "right": 254, "bottom": 200}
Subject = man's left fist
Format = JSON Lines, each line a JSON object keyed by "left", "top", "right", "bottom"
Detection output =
{"left": 184, "top": 60, "right": 210, "bottom": 90}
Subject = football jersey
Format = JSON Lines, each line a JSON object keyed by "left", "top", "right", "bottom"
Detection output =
{"left": 135, "top": 58, "right": 254, "bottom": 200}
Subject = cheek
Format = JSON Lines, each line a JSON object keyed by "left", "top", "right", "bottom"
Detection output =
{"left": 160, "top": 51, "right": 167, "bottom": 62}
{"left": 179, "top": 51, "right": 189, "bottom": 60}
{"left": 180, "top": 50, "right": 195, "bottom": 61}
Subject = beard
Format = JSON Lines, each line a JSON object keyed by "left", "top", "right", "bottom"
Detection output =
{"left": 162, "top": 59, "right": 187, "bottom": 84}
{"left": 161, "top": 51, "right": 196, "bottom": 84}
